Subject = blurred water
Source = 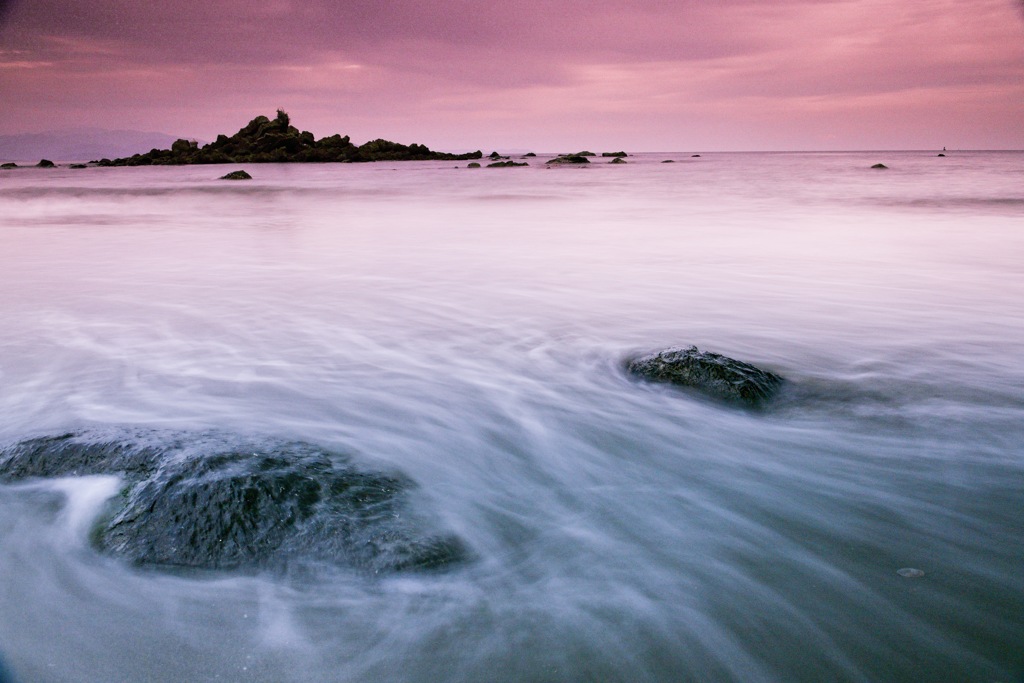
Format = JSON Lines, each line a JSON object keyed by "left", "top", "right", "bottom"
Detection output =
{"left": 0, "top": 152, "right": 1022, "bottom": 682}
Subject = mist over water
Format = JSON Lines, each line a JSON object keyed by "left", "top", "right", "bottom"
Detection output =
{"left": 1, "top": 152, "right": 1022, "bottom": 681}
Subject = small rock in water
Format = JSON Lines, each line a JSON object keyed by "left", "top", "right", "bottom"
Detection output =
{"left": 628, "top": 345, "right": 783, "bottom": 406}
{"left": 661, "top": 159, "right": 675, "bottom": 163}
{"left": 37, "top": 159, "right": 56, "bottom": 168}
{"left": 467, "top": 162, "right": 481, "bottom": 168}
{"left": 219, "top": 170, "right": 252, "bottom": 180}
{"left": 897, "top": 567, "right": 925, "bottom": 578}
{"left": 871, "top": 163, "right": 888, "bottom": 169}
{"left": 486, "top": 160, "right": 528, "bottom": 168}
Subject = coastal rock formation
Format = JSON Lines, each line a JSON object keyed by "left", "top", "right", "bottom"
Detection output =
{"left": 871, "top": 163, "right": 888, "bottom": 169}
{"left": 219, "top": 170, "right": 252, "bottom": 180}
{"left": 487, "top": 160, "right": 528, "bottom": 168}
{"left": 661, "top": 160, "right": 675, "bottom": 163}
{"left": 99, "top": 110, "right": 483, "bottom": 166}
{"left": 628, "top": 346, "right": 783, "bottom": 406}
{"left": 602, "top": 151, "right": 627, "bottom": 157}
{"left": 546, "top": 155, "right": 591, "bottom": 165}
{"left": 609, "top": 158, "right": 627, "bottom": 164}
{"left": 0, "top": 431, "right": 468, "bottom": 575}
{"left": 523, "top": 152, "right": 537, "bottom": 157}
{"left": 467, "top": 162, "right": 481, "bottom": 168}
{"left": 0, "top": 163, "right": 16, "bottom": 169}
{"left": 37, "top": 159, "right": 55, "bottom": 168}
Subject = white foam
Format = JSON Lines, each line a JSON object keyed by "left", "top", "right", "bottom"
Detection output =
{"left": 47, "top": 475, "right": 122, "bottom": 541}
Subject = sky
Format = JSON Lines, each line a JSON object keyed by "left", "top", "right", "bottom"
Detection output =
{"left": 0, "top": 0, "right": 1022, "bottom": 151}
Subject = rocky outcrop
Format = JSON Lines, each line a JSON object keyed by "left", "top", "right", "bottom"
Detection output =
{"left": 871, "top": 163, "right": 888, "bottom": 169}
{"left": 546, "top": 155, "right": 591, "bottom": 165}
{"left": 467, "top": 162, "right": 481, "bottom": 168}
{"left": 628, "top": 346, "right": 783, "bottom": 406}
{"left": 487, "top": 160, "right": 528, "bottom": 168}
{"left": 0, "top": 431, "right": 469, "bottom": 575}
{"left": 0, "top": 163, "right": 17, "bottom": 169}
{"left": 609, "top": 158, "right": 627, "bottom": 164}
{"left": 601, "top": 151, "right": 627, "bottom": 157}
{"left": 36, "top": 159, "right": 55, "bottom": 168}
{"left": 219, "top": 170, "right": 252, "bottom": 180}
{"left": 99, "top": 110, "right": 483, "bottom": 166}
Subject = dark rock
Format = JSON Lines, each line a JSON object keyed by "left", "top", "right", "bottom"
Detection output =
{"left": 0, "top": 163, "right": 16, "bottom": 169}
{"left": 609, "top": 158, "right": 627, "bottom": 164}
{"left": 601, "top": 151, "right": 627, "bottom": 157}
{"left": 103, "top": 112, "right": 484, "bottom": 166}
{"left": 937, "top": 153, "right": 945, "bottom": 157}
{"left": 871, "top": 163, "right": 888, "bottom": 169}
{"left": 576, "top": 151, "right": 596, "bottom": 156}
{"left": 37, "top": 159, "right": 55, "bottom": 168}
{"left": 487, "top": 160, "right": 528, "bottom": 168}
{"left": 219, "top": 170, "right": 252, "bottom": 180}
{"left": 70, "top": 163, "right": 87, "bottom": 169}
{"left": 661, "top": 160, "right": 675, "bottom": 163}
{"left": 628, "top": 346, "right": 783, "bottom": 406}
{"left": 546, "top": 155, "right": 591, "bottom": 165}
{"left": 467, "top": 162, "right": 481, "bottom": 168}
{"left": 523, "top": 152, "right": 537, "bottom": 157}
{"left": 0, "top": 431, "right": 469, "bottom": 575}
{"left": 691, "top": 154, "right": 701, "bottom": 157}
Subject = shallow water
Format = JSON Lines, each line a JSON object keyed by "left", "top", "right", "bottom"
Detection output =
{"left": 1, "top": 152, "right": 1022, "bottom": 682}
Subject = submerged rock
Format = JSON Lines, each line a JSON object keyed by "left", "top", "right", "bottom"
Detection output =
{"left": 871, "top": 163, "right": 888, "bottom": 169}
{"left": 467, "top": 162, "right": 481, "bottom": 168}
{"left": 601, "top": 151, "right": 627, "bottom": 157}
{"left": 37, "top": 159, "right": 55, "bottom": 168}
{"left": 661, "top": 160, "right": 675, "bottom": 163}
{"left": 628, "top": 346, "right": 783, "bottom": 406}
{"left": 523, "top": 152, "right": 537, "bottom": 157}
{"left": 219, "top": 170, "right": 252, "bottom": 180}
{"left": 0, "top": 163, "right": 17, "bottom": 169}
{"left": 70, "top": 163, "right": 87, "bottom": 169}
{"left": 609, "top": 157, "right": 627, "bottom": 164}
{"left": 0, "top": 431, "right": 468, "bottom": 575}
{"left": 487, "top": 160, "right": 528, "bottom": 168}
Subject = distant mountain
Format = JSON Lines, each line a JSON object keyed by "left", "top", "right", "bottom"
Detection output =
{"left": 0, "top": 128, "right": 194, "bottom": 163}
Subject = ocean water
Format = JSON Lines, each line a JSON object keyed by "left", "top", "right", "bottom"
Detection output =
{"left": 0, "top": 151, "right": 1022, "bottom": 682}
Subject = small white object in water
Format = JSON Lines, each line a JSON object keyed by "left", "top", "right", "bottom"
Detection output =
{"left": 897, "top": 567, "right": 925, "bottom": 578}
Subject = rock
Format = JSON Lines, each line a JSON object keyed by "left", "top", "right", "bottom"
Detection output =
{"left": 219, "top": 170, "right": 252, "bottom": 180}
{"left": 0, "top": 163, "right": 16, "bottom": 169}
{"left": 70, "top": 164, "right": 87, "bottom": 169}
{"left": 576, "top": 151, "right": 596, "bottom": 157}
{"left": 0, "top": 431, "right": 469, "bottom": 575}
{"left": 627, "top": 346, "right": 783, "bottom": 406}
{"left": 937, "top": 153, "right": 945, "bottom": 157}
{"left": 103, "top": 112, "right": 484, "bottom": 166}
{"left": 467, "top": 162, "right": 481, "bottom": 168}
{"left": 523, "top": 152, "right": 537, "bottom": 157}
{"left": 546, "top": 155, "right": 591, "bottom": 165}
{"left": 37, "top": 159, "right": 55, "bottom": 168}
{"left": 601, "top": 151, "right": 627, "bottom": 157}
{"left": 691, "top": 154, "right": 701, "bottom": 158}
{"left": 487, "top": 151, "right": 510, "bottom": 160}
{"left": 487, "top": 160, "right": 528, "bottom": 167}
{"left": 871, "top": 163, "right": 888, "bottom": 169}
{"left": 661, "top": 160, "right": 675, "bottom": 163}
{"left": 609, "top": 158, "right": 627, "bottom": 164}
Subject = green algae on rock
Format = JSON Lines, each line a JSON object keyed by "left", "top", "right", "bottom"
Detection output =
{"left": 628, "top": 346, "right": 783, "bottom": 406}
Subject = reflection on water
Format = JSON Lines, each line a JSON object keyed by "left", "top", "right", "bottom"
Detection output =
{"left": 0, "top": 152, "right": 1022, "bottom": 681}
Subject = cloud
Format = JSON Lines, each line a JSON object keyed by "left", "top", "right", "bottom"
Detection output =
{"left": 0, "top": 0, "right": 1021, "bottom": 149}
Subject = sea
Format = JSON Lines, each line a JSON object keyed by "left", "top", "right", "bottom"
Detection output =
{"left": 0, "top": 151, "right": 1022, "bottom": 682}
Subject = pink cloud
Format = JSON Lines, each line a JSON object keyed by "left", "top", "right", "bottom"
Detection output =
{"left": 1, "top": 0, "right": 1021, "bottom": 150}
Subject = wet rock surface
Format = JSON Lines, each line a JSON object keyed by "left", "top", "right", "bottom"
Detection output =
{"left": 546, "top": 155, "right": 591, "bottom": 165}
{"left": 0, "top": 431, "right": 468, "bottom": 575}
{"left": 628, "top": 346, "right": 783, "bottom": 406}
{"left": 219, "top": 170, "right": 252, "bottom": 180}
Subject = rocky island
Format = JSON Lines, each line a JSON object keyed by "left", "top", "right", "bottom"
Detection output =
{"left": 97, "top": 109, "right": 482, "bottom": 166}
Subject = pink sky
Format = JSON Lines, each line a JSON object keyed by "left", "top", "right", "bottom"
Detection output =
{"left": 1, "top": 0, "right": 1022, "bottom": 151}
